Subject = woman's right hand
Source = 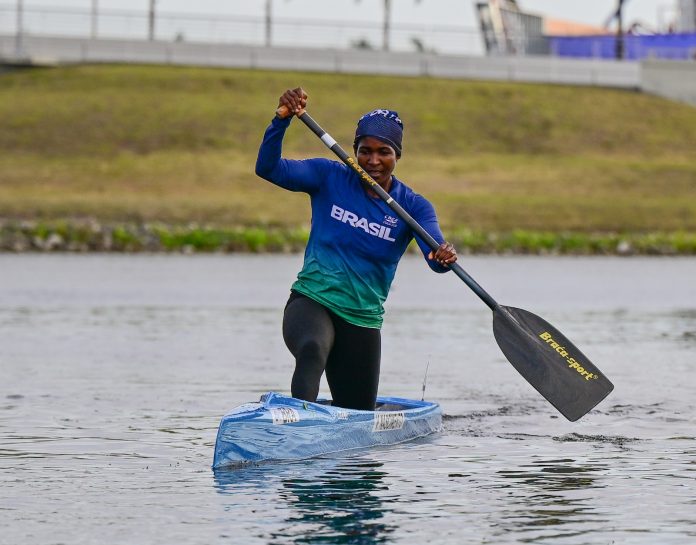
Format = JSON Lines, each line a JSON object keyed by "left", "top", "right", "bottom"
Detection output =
{"left": 277, "top": 87, "right": 308, "bottom": 118}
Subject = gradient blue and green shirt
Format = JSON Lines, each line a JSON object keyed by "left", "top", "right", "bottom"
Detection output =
{"left": 255, "top": 115, "right": 449, "bottom": 329}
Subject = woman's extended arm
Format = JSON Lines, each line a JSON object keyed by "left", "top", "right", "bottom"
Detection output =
{"left": 254, "top": 88, "right": 323, "bottom": 193}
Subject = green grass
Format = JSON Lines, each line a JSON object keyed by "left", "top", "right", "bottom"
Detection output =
{"left": 1, "top": 64, "right": 696, "bottom": 251}
{"left": 4, "top": 220, "right": 695, "bottom": 254}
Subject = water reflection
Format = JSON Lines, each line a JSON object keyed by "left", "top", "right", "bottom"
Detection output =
{"left": 493, "top": 457, "right": 609, "bottom": 538}
{"left": 214, "top": 457, "right": 393, "bottom": 545}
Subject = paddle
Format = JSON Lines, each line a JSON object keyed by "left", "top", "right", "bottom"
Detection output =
{"left": 276, "top": 106, "right": 614, "bottom": 421}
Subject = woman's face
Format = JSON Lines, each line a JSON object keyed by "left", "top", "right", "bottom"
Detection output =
{"left": 355, "top": 136, "right": 398, "bottom": 188}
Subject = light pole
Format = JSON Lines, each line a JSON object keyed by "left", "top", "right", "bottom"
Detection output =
{"left": 148, "top": 0, "right": 156, "bottom": 41}
{"left": 91, "top": 0, "right": 98, "bottom": 39}
{"left": 15, "top": 0, "right": 24, "bottom": 58}
{"left": 383, "top": 0, "right": 391, "bottom": 51}
{"left": 616, "top": 0, "right": 625, "bottom": 59}
{"left": 265, "top": 0, "right": 272, "bottom": 47}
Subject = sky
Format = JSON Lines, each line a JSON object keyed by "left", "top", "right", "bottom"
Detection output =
{"left": 1, "top": 1, "right": 684, "bottom": 55}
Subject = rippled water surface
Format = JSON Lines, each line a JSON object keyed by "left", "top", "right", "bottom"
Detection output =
{"left": 2, "top": 254, "right": 695, "bottom": 544}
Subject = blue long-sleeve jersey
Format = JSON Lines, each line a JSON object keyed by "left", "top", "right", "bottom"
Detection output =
{"left": 255, "top": 115, "right": 449, "bottom": 329}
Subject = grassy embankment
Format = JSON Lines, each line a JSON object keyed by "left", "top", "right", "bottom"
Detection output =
{"left": 1, "top": 64, "right": 695, "bottom": 253}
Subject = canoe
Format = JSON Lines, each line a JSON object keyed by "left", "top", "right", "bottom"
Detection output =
{"left": 212, "top": 391, "right": 442, "bottom": 469}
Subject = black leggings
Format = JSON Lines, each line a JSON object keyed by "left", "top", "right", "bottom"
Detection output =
{"left": 283, "top": 291, "right": 381, "bottom": 410}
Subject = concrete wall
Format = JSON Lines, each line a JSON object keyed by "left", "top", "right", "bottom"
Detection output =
{"left": 641, "top": 59, "right": 696, "bottom": 106}
{"left": 0, "top": 34, "right": 641, "bottom": 90}
{"left": 4, "top": 34, "right": 696, "bottom": 106}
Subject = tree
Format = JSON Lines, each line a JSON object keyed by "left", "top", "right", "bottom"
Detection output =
{"left": 604, "top": 0, "right": 631, "bottom": 59}
{"left": 356, "top": 0, "right": 423, "bottom": 52}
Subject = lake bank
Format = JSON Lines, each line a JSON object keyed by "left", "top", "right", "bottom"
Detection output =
{"left": 2, "top": 66, "right": 696, "bottom": 240}
{"left": 2, "top": 219, "right": 696, "bottom": 255}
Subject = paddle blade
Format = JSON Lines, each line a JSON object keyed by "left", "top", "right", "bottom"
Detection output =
{"left": 493, "top": 306, "right": 614, "bottom": 421}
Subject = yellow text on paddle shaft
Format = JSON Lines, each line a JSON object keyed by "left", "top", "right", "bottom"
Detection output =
{"left": 539, "top": 331, "right": 598, "bottom": 381}
{"left": 346, "top": 158, "right": 378, "bottom": 187}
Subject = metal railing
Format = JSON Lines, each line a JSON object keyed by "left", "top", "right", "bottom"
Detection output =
{"left": 0, "top": 3, "right": 484, "bottom": 56}
{"left": 3, "top": 4, "right": 693, "bottom": 62}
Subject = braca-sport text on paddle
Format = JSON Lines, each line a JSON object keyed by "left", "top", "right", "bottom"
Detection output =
{"left": 275, "top": 106, "right": 614, "bottom": 421}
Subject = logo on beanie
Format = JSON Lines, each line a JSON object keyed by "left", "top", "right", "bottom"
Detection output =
{"left": 362, "top": 109, "right": 402, "bottom": 126}
{"left": 355, "top": 109, "right": 404, "bottom": 155}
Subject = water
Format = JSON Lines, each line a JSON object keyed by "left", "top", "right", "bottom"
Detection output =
{"left": 1, "top": 254, "right": 695, "bottom": 544}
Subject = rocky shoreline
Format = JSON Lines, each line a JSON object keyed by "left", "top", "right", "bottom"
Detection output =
{"left": 0, "top": 220, "right": 309, "bottom": 254}
{"left": 1, "top": 220, "right": 695, "bottom": 255}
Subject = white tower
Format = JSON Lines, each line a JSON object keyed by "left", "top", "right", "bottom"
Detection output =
{"left": 678, "top": 0, "right": 696, "bottom": 31}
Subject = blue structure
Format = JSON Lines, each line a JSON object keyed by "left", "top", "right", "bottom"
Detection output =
{"left": 549, "top": 32, "right": 696, "bottom": 61}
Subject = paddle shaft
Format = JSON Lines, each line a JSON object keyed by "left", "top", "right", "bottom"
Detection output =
{"left": 279, "top": 107, "right": 499, "bottom": 311}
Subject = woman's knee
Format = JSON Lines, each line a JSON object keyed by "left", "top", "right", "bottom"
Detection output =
{"left": 296, "top": 338, "right": 330, "bottom": 368}
{"left": 282, "top": 295, "right": 334, "bottom": 357}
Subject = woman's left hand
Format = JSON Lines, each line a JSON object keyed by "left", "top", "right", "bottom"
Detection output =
{"left": 428, "top": 242, "right": 457, "bottom": 267}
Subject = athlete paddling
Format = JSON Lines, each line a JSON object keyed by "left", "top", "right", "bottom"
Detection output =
{"left": 255, "top": 87, "right": 457, "bottom": 410}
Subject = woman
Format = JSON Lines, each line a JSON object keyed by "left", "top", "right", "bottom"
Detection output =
{"left": 255, "top": 87, "right": 457, "bottom": 410}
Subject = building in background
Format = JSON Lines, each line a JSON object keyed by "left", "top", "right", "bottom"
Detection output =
{"left": 543, "top": 20, "right": 606, "bottom": 38}
{"left": 678, "top": 0, "right": 696, "bottom": 31}
{"left": 475, "top": 0, "right": 547, "bottom": 55}
{"left": 477, "top": 0, "right": 696, "bottom": 61}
